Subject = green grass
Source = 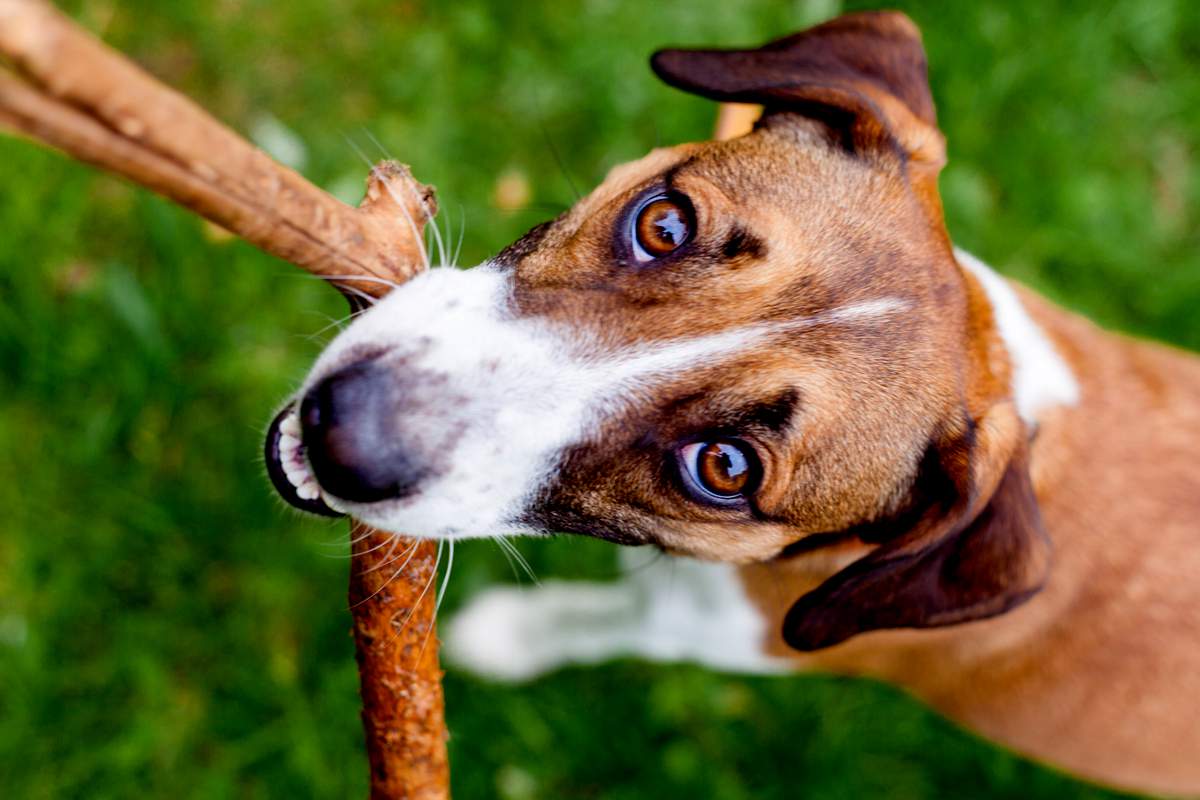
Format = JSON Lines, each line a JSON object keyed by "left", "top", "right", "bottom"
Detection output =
{"left": 1, "top": 1, "right": 1196, "bottom": 797}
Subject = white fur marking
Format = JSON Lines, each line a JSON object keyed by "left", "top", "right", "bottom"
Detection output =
{"left": 302, "top": 263, "right": 908, "bottom": 539}
{"left": 443, "top": 551, "right": 790, "bottom": 680}
{"left": 593, "top": 296, "right": 911, "bottom": 386}
{"left": 955, "top": 248, "right": 1080, "bottom": 422}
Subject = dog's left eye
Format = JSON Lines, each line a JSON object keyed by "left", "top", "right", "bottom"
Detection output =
{"left": 631, "top": 193, "right": 693, "bottom": 262}
{"left": 679, "top": 439, "right": 760, "bottom": 505}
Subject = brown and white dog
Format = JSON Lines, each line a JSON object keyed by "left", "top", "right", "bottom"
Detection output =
{"left": 263, "top": 12, "right": 1200, "bottom": 796}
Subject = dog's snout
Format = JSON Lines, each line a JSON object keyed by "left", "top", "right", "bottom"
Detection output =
{"left": 300, "top": 360, "right": 426, "bottom": 504}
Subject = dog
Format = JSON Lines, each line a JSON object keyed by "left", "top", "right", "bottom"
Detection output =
{"left": 264, "top": 12, "right": 1200, "bottom": 796}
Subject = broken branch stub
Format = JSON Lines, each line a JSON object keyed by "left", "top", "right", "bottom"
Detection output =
{"left": 0, "top": 1, "right": 449, "bottom": 798}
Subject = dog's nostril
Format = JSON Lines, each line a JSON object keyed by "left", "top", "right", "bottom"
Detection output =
{"left": 300, "top": 360, "right": 426, "bottom": 504}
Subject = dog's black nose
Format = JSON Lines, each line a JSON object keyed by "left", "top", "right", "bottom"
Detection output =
{"left": 300, "top": 360, "right": 426, "bottom": 504}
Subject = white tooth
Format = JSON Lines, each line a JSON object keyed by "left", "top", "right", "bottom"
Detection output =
{"left": 296, "top": 482, "right": 318, "bottom": 500}
{"left": 283, "top": 462, "right": 309, "bottom": 488}
{"left": 280, "top": 414, "right": 301, "bottom": 437}
{"left": 279, "top": 434, "right": 300, "bottom": 457}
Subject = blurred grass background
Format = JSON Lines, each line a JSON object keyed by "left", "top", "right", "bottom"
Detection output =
{"left": 1, "top": 0, "right": 1196, "bottom": 797}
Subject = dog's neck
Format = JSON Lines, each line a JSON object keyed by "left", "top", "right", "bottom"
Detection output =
{"left": 746, "top": 256, "right": 1200, "bottom": 793}
{"left": 953, "top": 249, "right": 1080, "bottom": 425}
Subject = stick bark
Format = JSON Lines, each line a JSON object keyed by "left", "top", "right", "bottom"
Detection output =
{"left": 0, "top": 1, "right": 449, "bottom": 797}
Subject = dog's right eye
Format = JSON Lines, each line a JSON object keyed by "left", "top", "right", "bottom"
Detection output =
{"left": 678, "top": 439, "right": 761, "bottom": 506}
{"left": 630, "top": 193, "right": 694, "bottom": 262}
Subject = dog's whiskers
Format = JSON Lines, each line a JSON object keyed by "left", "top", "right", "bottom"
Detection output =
{"left": 365, "top": 537, "right": 421, "bottom": 576}
{"left": 389, "top": 540, "right": 442, "bottom": 640}
{"left": 315, "top": 528, "right": 392, "bottom": 559}
{"left": 412, "top": 541, "right": 455, "bottom": 663}
{"left": 362, "top": 128, "right": 394, "bottom": 163}
{"left": 347, "top": 523, "right": 381, "bottom": 548}
{"left": 311, "top": 274, "right": 403, "bottom": 308}
{"left": 434, "top": 195, "right": 456, "bottom": 269}
{"left": 350, "top": 537, "right": 423, "bottom": 610}
{"left": 344, "top": 532, "right": 401, "bottom": 563}
{"left": 356, "top": 534, "right": 404, "bottom": 569}
{"left": 315, "top": 274, "right": 404, "bottom": 291}
{"left": 451, "top": 205, "right": 466, "bottom": 268}
{"left": 494, "top": 535, "right": 539, "bottom": 586}
{"left": 493, "top": 537, "right": 523, "bottom": 582}
{"left": 344, "top": 131, "right": 376, "bottom": 171}
{"left": 435, "top": 540, "right": 455, "bottom": 614}
{"left": 305, "top": 308, "right": 367, "bottom": 342}
{"left": 333, "top": 282, "right": 378, "bottom": 308}
{"left": 420, "top": 183, "right": 450, "bottom": 268}
{"left": 378, "top": 175, "right": 432, "bottom": 272}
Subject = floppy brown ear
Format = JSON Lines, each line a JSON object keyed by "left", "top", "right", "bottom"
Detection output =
{"left": 783, "top": 412, "right": 1052, "bottom": 652}
{"left": 651, "top": 11, "right": 945, "bottom": 214}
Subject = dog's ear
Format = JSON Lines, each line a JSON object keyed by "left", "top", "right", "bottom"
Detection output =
{"left": 782, "top": 404, "right": 1052, "bottom": 651}
{"left": 651, "top": 11, "right": 945, "bottom": 191}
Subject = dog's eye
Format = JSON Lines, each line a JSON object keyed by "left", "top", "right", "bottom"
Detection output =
{"left": 631, "top": 193, "right": 693, "bottom": 262}
{"left": 679, "top": 439, "right": 760, "bottom": 504}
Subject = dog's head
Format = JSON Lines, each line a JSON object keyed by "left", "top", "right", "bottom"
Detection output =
{"left": 265, "top": 12, "right": 1050, "bottom": 650}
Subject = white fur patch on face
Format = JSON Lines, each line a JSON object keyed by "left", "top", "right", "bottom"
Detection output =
{"left": 954, "top": 248, "right": 1080, "bottom": 423}
{"left": 297, "top": 263, "right": 910, "bottom": 540}
{"left": 300, "top": 264, "right": 583, "bottom": 537}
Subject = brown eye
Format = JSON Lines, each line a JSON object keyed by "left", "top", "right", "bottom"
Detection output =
{"left": 632, "top": 194, "right": 693, "bottom": 262}
{"left": 679, "top": 440, "right": 760, "bottom": 504}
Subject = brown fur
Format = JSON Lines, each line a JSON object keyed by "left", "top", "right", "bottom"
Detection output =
{"left": 743, "top": 305, "right": 1200, "bottom": 796}
{"left": 512, "top": 121, "right": 969, "bottom": 563}
{"left": 493, "top": 11, "right": 1200, "bottom": 795}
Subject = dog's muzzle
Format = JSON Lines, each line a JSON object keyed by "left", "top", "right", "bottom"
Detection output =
{"left": 264, "top": 357, "right": 429, "bottom": 516}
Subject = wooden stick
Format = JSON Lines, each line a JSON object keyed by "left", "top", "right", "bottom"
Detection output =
{"left": 350, "top": 524, "right": 448, "bottom": 799}
{"left": 0, "top": 2, "right": 449, "bottom": 797}
{"left": 0, "top": 0, "right": 435, "bottom": 299}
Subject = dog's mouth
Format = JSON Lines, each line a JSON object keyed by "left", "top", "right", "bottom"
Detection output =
{"left": 264, "top": 403, "right": 344, "bottom": 518}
